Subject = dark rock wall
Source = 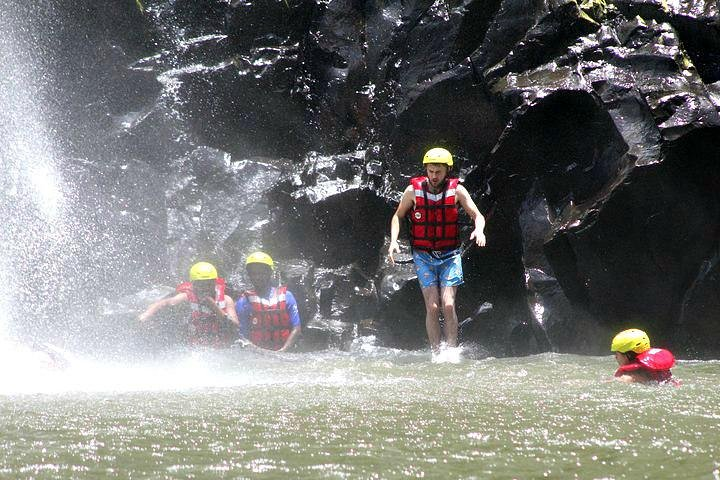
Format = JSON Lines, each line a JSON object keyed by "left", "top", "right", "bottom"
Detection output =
{"left": 16, "top": 0, "right": 720, "bottom": 355}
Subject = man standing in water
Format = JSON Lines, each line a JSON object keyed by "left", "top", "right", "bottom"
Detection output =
{"left": 139, "top": 262, "right": 240, "bottom": 347}
{"left": 388, "top": 148, "right": 486, "bottom": 351}
{"left": 235, "top": 252, "right": 302, "bottom": 352}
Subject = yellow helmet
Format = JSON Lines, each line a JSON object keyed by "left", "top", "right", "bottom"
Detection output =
{"left": 245, "top": 251, "right": 274, "bottom": 269}
{"left": 189, "top": 262, "right": 218, "bottom": 281}
{"left": 611, "top": 329, "right": 650, "bottom": 354}
{"left": 423, "top": 147, "right": 453, "bottom": 167}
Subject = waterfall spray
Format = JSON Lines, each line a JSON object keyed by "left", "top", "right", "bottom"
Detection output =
{"left": 0, "top": 3, "right": 73, "bottom": 341}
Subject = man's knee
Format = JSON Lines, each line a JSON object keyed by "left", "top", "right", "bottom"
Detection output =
{"left": 426, "top": 302, "right": 440, "bottom": 318}
{"left": 442, "top": 302, "right": 456, "bottom": 319}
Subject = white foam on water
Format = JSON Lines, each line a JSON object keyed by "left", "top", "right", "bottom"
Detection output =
{"left": 431, "top": 345, "right": 464, "bottom": 364}
{"left": 0, "top": 346, "right": 277, "bottom": 395}
{"left": 0, "top": 339, "right": 460, "bottom": 396}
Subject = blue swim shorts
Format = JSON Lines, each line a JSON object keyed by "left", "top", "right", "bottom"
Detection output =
{"left": 412, "top": 249, "right": 464, "bottom": 288}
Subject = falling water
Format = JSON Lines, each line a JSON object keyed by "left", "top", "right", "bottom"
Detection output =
{"left": 0, "top": 2, "right": 74, "bottom": 342}
{"left": 0, "top": 2, "right": 167, "bottom": 350}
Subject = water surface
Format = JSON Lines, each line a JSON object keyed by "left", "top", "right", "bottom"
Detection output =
{"left": 1, "top": 342, "right": 718, "bottom": 479}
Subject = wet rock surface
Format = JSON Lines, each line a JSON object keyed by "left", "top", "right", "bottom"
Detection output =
{"left": 29, "top": 0, "right": 720, "bottom": 356}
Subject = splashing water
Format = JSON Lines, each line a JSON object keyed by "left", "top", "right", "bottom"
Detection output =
{"left": 431, "top": 345, "right": 464, "bottom": 364}
{"left": 0, "top": 3, "right": 71, "bottom": 340}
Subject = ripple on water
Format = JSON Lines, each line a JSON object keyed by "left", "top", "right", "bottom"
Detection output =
{"left": 0, "top": 348, "right": 718, "bottom": 478}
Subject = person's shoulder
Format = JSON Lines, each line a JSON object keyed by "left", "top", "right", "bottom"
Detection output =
{"left": 277, "top": 286, "right": 296, "bottom": 301}
{"left": 617, "top": 369, "right": 656, "bottom": 384}
{"left": 453, "top": 183, "right": 472, "bottom": 203}
{"left": 235, "top": 293, "right": 250, "bottom": 306}
{"left": 400, "top": 184, "right": 416, "bottom": 203}
{"left": 614, "top": 373, "right": 637, "bottom": 383}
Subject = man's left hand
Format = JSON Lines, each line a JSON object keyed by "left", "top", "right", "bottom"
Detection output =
{"left": 470, "top": 229, "right": 486, "bottom": 247}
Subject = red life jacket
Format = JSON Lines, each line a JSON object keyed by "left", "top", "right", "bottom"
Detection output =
{"left": 615, "top": 348, "right": 676, "bottom": 383}
{"left": 409, "top": 176, "right": 460, "bottom": 252}
{"left": 245, "top": 286, "right": 291, "bottom": 351}
{"left": 177, "top": 278, "right": 234, "bottom": 348}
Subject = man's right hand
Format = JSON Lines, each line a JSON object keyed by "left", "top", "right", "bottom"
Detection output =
{"left": 233, "top": 337, "right": 254, "bottom": 349}
{"left": 388, "top": 240, "right": 400, "bottom": 265}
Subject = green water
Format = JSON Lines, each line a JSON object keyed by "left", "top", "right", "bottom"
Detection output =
{"left": 1, "top": 347, "right": 718, "bottom": 479}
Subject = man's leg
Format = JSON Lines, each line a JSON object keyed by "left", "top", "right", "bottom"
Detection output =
{"left": 421, "top": 287, "right": 441, "bottom": 350}
{"left": 440, "top": 286, "right": 458, "bottom": 347}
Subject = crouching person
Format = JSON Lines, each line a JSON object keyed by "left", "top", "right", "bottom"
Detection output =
{"left": 139, "top": 262, "right": 239, "bottom": 348}
{"left": 235, "top": 252, "right": 301, "bottom": 352}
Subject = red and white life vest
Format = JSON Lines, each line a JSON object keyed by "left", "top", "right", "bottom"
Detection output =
{"left": 245, "top": 286, "right": 291, "bottom": 351}
{"left": 409, "top": 176, "right": 460, "bottom": 252}
{"left": 615, "top": 348, "right": 676, "bottom": 383}
{"left": 177, "top": 278, "right": 234, "bottom": 348}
